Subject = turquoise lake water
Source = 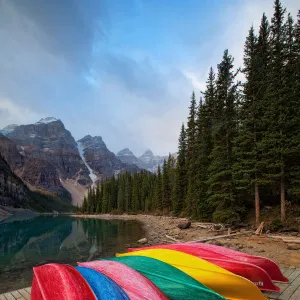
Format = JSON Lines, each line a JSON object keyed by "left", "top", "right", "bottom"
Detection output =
{"left": 0, "top": 216, "right": 145, "bottom": 293}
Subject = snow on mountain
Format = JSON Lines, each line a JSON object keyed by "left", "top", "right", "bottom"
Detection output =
{"left": 0, "top": 124, "right": 18, "bottom": 136}
{"left": 77, "top": 141, "right": 97, "bottom": 185}
{"left": 36, "top": 117, "right": 59, "bottom": 124}
{"left": 117, "top": 148, "right": 176, "bottom": 173}
{"left": 116, "top": 148, "right": 139, "bottom": 165}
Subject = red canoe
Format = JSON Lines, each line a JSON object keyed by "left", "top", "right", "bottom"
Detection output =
{"left": 31, "top": 263, "right": 96, "bottom": 300}
{"left": 78, "top": 260, "right": 168, "bottom": 300}
{"left": 186, "top": 243, "right": 288, "bottom": 282}
{"left": 128, "top": 243, "right": 285, "bottom": 289}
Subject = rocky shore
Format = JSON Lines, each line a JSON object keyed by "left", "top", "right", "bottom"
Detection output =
{"left": 74, "top": 214, "right": 300, "bottom": 268}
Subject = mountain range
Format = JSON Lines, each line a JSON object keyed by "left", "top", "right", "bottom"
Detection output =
{"left": 0, "top": 117, "right": 174, "bottom": 210}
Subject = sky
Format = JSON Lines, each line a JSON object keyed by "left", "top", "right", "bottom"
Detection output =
{"left": 0, "top": 0, "right": 299, "bottom": 156}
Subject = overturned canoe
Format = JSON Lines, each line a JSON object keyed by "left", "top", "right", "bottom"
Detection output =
{"left": 128, "top": 244, "right": 279, "bottom": 292}
{"left": 78, "top": 260, "right": 168, "bottom": 300}
{"left": 75, "top": 266, "right": 129, "bottom": 299}
{"left": 104, "top": 256, "right": 225, "bottom": 300}
{"left": 118, "top": 249, "right": 267, "bottom": 300}
{"left": 184, "top": 242, "right": 288, "bottom": 282}
{"left": 31, "top": 263, "right": 96, "bottom": 300}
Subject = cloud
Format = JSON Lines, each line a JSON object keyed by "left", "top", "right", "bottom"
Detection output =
{"left": 0, "top": 0, "right": 298, "bottom": 157}
{"left": 4, "top": 0, "right": 104, "bottom": 70}
{"left": 0, "top": 98, "right": 42, "bottom": 128}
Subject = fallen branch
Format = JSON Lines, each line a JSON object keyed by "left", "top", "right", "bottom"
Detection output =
{"left": 165, "top": 235, "right": 181, "bottom": 243}
{"left": 186, "top": 231, "right": 252, "bottom": 243}
{"left": 269, "top": 235, "right": 300, "bottom": 244}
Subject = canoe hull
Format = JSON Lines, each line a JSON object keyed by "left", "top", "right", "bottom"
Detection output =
{"left": 78, "top": 260, "right": 168, "bottom": 300}
{"left": 31, "top": 264, "right": 96, "bottom": 300}
{"left": 75, "top": 266, "right": 130, "bottom": 299}
{"left": 128, "top": 244, "right": 280, "bottom": 291}
{"left": 119, "top": 248, "right": 267, "bottom": 300}
{"left": 186, "top": 243, "right": 288, "bottom": 282}
{"left": 104, "top": 256, "right": 225, "bottom": 300}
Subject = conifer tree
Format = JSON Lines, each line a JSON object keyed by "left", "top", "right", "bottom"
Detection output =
{"left": 233, "top": 25, "right": 263, "bottom": 226}
{"left": 124, "top": 173, "right": 132, "bottom": 212}
{"left": 141, "top": 172, "right": 149, "bottom": 211}
{"left": 102, "top": 183, "right": 108, "bottom": 213}
{"left": 289, "top": 11, "right": 300, "bottom": 197}
{"left": 261, "top": 0, "right": 287, "bottom": 222}
{"left": 154, "top": 166, "right": 163, "bottom": 211}
{"left": 173, "top": 124, "right": 187, "bottom": 216}
{"left": 195, "top": 68, "right": 216, "bottom": 219}
{"left": 284, "top": 13, "right": 300, "bottom": 198}
{"left": 162, "top": 159, "right": 172, "bottom": 213}
{"left": 185, "top": 91, "right": 198, "bottom": 218}
{"left": 82, "top": 196, "right": 88, "bottom": 213}
{"left": 132, "top": 172, "right": 140, "bottom": 213}
{"left": 117, "top": 175, "right": 125, "bottom": 212}
{"left": 207, "top": 50, "right": 240, "bottom": 224}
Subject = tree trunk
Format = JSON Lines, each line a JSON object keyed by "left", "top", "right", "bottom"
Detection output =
{"left": 255, "top": 182, "right": 260, "bottom": 227}
{"left": 280, "top": 174, "right": 285, "bottom": 223}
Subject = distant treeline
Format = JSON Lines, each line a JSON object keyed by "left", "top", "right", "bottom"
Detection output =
{"left": 81, "top": 0, "right": 300, "bottom": 225}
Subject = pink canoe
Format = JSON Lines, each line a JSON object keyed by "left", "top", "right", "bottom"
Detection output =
{"left": 78, "top": 260, "right": 168, "bottom": 300}
{"left": 129, "top": 244, "right": 279, "bottom": 291}
{"left": 129, "top": 243, "right": 288, "bottom": 288}
{"left": 31, "top": 263, "right": 96, "bottom": 300}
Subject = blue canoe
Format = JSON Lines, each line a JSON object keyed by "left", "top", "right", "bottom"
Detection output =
{"left": 75, "top": 266, "right": 130, "bottom": 300}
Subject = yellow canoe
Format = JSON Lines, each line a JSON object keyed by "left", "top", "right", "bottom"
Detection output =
{"left": 117, "top": 249, "right": 267, "bottom": 300}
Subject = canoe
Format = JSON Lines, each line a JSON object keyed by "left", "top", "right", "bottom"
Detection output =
{"left": 128, "top": 244, "right": 279, "bottom": 291}
{"left": 104, "top": 256, "right": 225, "bottom": 300}
{"left": 31, "top": 263, "right": 96, "bottom": 300}
{"left": 118, "top": 249, "right": 267, "bottom": 300}
{"left": 75, "top": 266, "right": 130, "bottom": 299}
{"left": 78, "top": 260, "right": 168, "bottom": 300}
{"left": 185, "top": 242, "right": 288, "bottom": 282}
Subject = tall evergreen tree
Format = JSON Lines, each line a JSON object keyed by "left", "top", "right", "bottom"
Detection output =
{"left": 233, "top": 25, "right": 263, "bottom": 226}
{"left": 132, "top": 172, "right": 140, "bottom": 213}
{"left": 283, "top": 13, "right": 300, "bottom": 202}
{"left": 196, "top": 68, "right": 216, "bottom": 219}
{"left": 185, "top": 91, "right": 198, "bottom": 218}
{"left": 173, "top": 124, "right": 187, "bottom": 215}
{"left": 207, "top": 49, "right": 240, "bottom": 224}
{"left": 261, "top": 0, "right": 287, "bottom": 222}
{"left": 117, "top": 175, "right": 125, "bottom": 212}
{"left": 154, "top": 166, "right": 163, "bottom": 211}
{"left": 162, "top": 158, "right": 172, "bottom": 213}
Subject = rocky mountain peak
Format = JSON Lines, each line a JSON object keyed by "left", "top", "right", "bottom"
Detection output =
{"left": 116, "top": 148, "right": 139, "bottom": 165}
{"left": 142, "top": 149, "right": 154, "bottom": 157}
{"left": 117, "top": 148, "right": 135, "bottom": 156}
{"left": 77, "top": 135, "right": 107, "bottom": 153}
{"left": 35, "top": 117, "right": 59, "bottom": 125}
{"left": 3, "top": 124, "right": 18, "bottom": 131}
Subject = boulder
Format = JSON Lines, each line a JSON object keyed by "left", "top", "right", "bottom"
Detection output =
{"left": 137, "top": 238, "right": 148, "bottom": 244}
{"left": 177, "top": 221, "right": 191, "bottom": 230}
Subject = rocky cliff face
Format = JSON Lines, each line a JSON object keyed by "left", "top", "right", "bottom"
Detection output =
{"left": 0, "top": 133, "right": 69, "bottom": 198}
{"left": 78, "top": 135, "right": 139, "bottom": 178}
{"left": 7, "top": 118, "right": 91, "bottom": 185}
{"left": 0, "top": 154, "right": 30, "bottom": 207}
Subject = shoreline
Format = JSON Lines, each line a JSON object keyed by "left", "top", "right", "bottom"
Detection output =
{"left": 73, "top": 213, "right": 300, "bottom": 268}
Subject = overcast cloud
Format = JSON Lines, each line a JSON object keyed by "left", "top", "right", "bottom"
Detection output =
{"left": 0, "top": 0, "right": 298, "bottom": 156}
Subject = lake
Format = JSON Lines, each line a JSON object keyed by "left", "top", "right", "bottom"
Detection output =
{"left": 0, "top": 216, "right": 145, "bottom": 294}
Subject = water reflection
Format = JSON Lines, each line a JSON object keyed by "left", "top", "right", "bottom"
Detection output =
{"left": 0, "top": 216, "right": 144, "bottom": 293}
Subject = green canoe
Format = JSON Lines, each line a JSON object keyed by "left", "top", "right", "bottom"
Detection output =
{"left": 102, "top": 256, "right": 225, "bottom": 300}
